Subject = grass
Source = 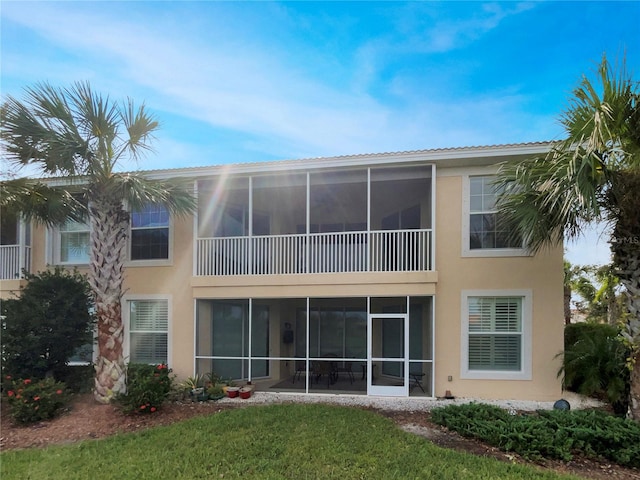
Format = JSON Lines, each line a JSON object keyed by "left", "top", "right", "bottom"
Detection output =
{"left": 1, "top": 404, "right": 580, "bottom": 480}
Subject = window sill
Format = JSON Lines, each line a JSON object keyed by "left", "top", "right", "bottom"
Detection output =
{"left": 125, "top": 259, "right": 173, "bottom": 268}
{"left": 460, "top": 369, "right": 531, "bottom": 381}
{"left": 461, "top": 248, "right": 531, "bottom": 258}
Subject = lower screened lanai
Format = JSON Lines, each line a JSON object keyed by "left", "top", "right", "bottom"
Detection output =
{"left": 195, "top": 296, "right": 434, "bottom": 397}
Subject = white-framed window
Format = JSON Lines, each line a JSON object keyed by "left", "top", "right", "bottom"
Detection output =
{"left": 124, "top": 296, "right": 170, "bottom": 365}
{"left": 461, "top": 290, "right": 532, "bottom": 380}
{"left": 130, "top": 204, "right": 171, "bottom": 262}
{"left": 52, "top": 219, "right": 90, "bottom": 265}
{"left": 462, "top": 174, "right": 527, "bottom": 257}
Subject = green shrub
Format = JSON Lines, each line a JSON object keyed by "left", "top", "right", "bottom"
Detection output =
{"left": 114, "top": 363, "right": 174, "bottom": 414}
{"left": 56, "top": 364, "right": 94, "bottom": 394}
{"left": 1, "top": 267, "right": 95, "bottom": 382}
{"left": 431, "top": 403, "right": 640, "bottom": 468}
{"left": 4, "top": 376, "right": 69, "bottom": 424}
{"left": 207, "top": 383, "right": 225, "bottom": 400}
{"left": 560, "top": 323, "right": 630, "bottom": 415}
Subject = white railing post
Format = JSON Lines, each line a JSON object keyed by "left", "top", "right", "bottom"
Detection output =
{"left": 17, "top": 219, "right": 27, "bottom": 278}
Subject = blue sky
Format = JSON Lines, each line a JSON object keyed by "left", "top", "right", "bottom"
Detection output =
{"left": 2, "top": 1, "right": 638, "bottom": 266}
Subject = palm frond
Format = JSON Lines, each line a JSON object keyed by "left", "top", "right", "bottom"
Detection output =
{"left": 0, "top": 178, "right": 86, "bottom": 226}
{"left": 117, "top": 99, "right": 159, "bottom": 164}
{"left": 1, "top": 86, "right": 88, "bottom": 176}
{"left": 102, "top": 173, "right": 196, "bottom": 217}
{"left": 496, "top": 54, "right": 639, "bottom": 253}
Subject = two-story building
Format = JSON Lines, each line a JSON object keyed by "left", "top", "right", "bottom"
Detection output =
{"left": 0, "top": 142, "right": 564, "bottom": 401}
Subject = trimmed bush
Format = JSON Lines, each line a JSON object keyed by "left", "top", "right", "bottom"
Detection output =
{"left": 431, "top": 403, "right": 640, "bottom": 468}
{"left": 1, "top": 267, "right": 95, "bottom": 383}
{"left": 4, "top": 376, "right": 69, "bottom": 424}
{"left": 114, "top": 363, "right": 174, "bottom": 414}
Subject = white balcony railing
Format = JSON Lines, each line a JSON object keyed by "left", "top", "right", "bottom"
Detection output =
{"left": 0, "top": 245, "right": 31, "bottom": 280}
{"left": 196, "top": 229, "right": 432, "bottom": 276}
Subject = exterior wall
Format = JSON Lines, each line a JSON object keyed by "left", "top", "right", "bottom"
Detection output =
{"left": 122, "top": 215, "right": 195, "bottom": 380}
{"left": 0, "top": 144, "right": 564, "bottom": 402}
{"left": 0, "top": 279, "right": 27, "bottom": 299}
{"left": 434, "top": 173, "right": 564, "bottom": 401}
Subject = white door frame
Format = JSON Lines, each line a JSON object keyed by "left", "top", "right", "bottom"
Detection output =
{"left": 367, "top": 313, "right": 409, "bottom": 396}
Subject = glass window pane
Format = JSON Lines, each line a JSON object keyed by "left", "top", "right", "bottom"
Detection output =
{"left": 469, "top": 195, "right": 483, "bottom": 212}
{"left": 60, "top": 231, "right": 90, "bottom": 263}
{"left": 131, "top": 228, "right": 169, "bottom": 260}
{"left": 469, "top": 176, "right": 522, "bottom": 250}
{"left": 131, "top": 300, "right": 169, "bottom": 330}
{"left": 468, "top": 297, "right": 522, "bottom": 371}
{"left": 130, "top": 333, "right": 167, "bottom": 364}
{"left": 0, "top": 210, "right": 18, "bottom": 245}
{"left": 131, "top": 205, "right": 169, "bottom": 260}
{"left": 469, "top": 335, "right": 521, "bottom": 371}
{"left": 469, "top": 176, "right": 484, "bottom": 195}
{"left": 483, "top": 193, "right": 496, "bottom": 211}
{"left": 129, "top": 299, "right": 168, "bottom": 364}
{"left": 132, "top": 205, "right": 169, "bottom": 228}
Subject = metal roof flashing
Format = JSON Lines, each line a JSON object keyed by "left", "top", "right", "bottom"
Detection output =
{"left": 140, "top": 141, "right": 552, "bottom": 179}
{"left": 35, "top": 141, "right": 553, "bottom": 183}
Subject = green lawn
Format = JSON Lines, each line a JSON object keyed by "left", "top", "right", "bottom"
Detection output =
{"left": 1, "top": 404, "right": 579, "bottom": 480}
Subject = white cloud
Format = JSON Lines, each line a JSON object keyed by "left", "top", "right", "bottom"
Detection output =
{"left": 1, "top": 1, "right": 551, "bottom": 162}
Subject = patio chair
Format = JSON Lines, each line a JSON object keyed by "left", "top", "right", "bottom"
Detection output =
{"left": 292, "top": 360, "right": 307, "bottom": 383}
{"left": 311, "top": 360, "right": 336, "bottom": 388}
{"left": 336, "top": 361, "right": 354, "bottom": 384}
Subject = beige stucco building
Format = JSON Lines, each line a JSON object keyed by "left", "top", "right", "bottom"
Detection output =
{"left": 0, "top": 142, "right": 564, "bottom": 401}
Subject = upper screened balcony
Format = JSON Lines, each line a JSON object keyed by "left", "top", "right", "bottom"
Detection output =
{"left": 196, "top": 165, "right": 434, "bottom": 276}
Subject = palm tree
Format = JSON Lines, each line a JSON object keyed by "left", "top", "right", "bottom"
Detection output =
{"left": 592, "top": 264, "right": 624, "bottom": 325}
{"left": 496, "top": 55, "right": 640, "bottom": 420}
{"left": 1, "top": 82, "right": 196, "bottom": 403}
{"left": 563, "top": 260, "right": 597, "bottom": 324}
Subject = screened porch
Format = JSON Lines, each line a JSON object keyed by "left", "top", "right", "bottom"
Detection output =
{"left": 194, "top": 296, "right": 434, "bottom": 397}
{"left": 195, "top": 165, "right": 434, "bottom": 276}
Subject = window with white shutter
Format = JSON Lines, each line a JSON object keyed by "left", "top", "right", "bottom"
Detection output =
{"left": 468, "top": 297, "right": 521, "bottom": 371}
{"left": 129, "top": 299, "right": 169, "bottom": 364}
{"left": 461, "top": 290, "right": 532, "bottom": 380}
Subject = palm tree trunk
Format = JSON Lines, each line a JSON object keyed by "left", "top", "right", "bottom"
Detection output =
{"left": 564, "top": 285, "right": 572, "bottom": 324}
{"left": 608, "top": 172, "right": 640, "bottom": 420}
{"left": 630, "top": 347, "right": 640, "bottom": 420}
{"left": 621, "top": 263, "right": 640, "bottom": 420}
{"left": 88, "top": 198, "right": 130, "bottom": 404}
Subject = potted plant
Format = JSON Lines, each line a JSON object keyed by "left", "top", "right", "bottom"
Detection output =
{"left": 180, "top": 374, "right": 206, "bottom": 401}
{"left": 205, "top": 371, "right": 221, "bottom": 389}
{"left": 220, "top": 377, "right": 236, "bottom": 395}
{"left": 207, "top": 383, "right": 225, "bottom": 401}
{"left": 239, "top": 384, "right": 254, "bottom": 399}
{"left": 226, "top": 382, "right": 240, "bottom": 398}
